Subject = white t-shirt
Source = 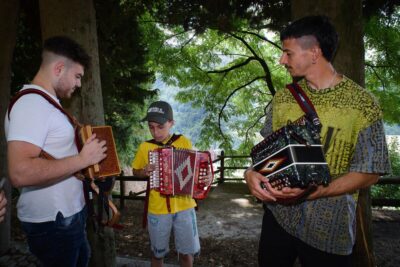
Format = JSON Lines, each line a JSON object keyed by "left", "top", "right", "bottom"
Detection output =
{"left": 5, "top": 85, "right": 85, "bottom": 223}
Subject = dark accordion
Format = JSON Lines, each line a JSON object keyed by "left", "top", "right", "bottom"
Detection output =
{"left": 149, "top": 147, "right": 214, "bottom": 199}
{"left": 251, "top": 116, "right": 330, "bottom": 189}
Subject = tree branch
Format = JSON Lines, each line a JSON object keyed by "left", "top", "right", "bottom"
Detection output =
{"left": 366, "top": 64, "right": 386, "bottom": 91}
{"left": 245, "top": 101, "right": 272, "bottom": 143}
{"left": 237, "top": 30, "right": 281, "bottom": 50}
{"left": 218, "top": 76, "right": 265, "bottom": 140}
{"left": 208, "top": 56, "right": 257, "bottom": 73}
{"left": 228, "top": 32, "right": 276, "bottom": 95}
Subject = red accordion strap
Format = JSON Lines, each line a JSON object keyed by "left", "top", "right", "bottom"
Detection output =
{"left": 286, "top": 83, "right": 321, "bottom": 130}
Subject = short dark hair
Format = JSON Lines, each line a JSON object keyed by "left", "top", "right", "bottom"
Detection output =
{"left": 280, "top": 15, "right": 338, "bottom": 62}
{"left": 43, "top": 36, "right": 91, "bottom": 69}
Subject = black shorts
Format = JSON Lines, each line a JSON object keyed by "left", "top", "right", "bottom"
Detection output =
{"left": 258, "top": 208, "right": 352, "bottom": 267}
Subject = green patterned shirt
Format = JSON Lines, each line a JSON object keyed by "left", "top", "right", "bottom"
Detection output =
{"left": 262, "top": 76, "right": 391, "bottom": 255}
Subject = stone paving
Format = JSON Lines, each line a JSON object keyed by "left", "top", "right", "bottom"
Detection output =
{"left": 0, "top": 242, "right": 40, "bottom": 267}
{"left": 0, "top": 242, "right": 180, "bottom": 267}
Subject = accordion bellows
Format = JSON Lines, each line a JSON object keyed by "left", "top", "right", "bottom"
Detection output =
{"left": 251, "top": 117, "right": 330, "bottom": 189}
{"left": 79, "top": 125, "right": 121, "bottom": 180}
{"left": 149, "top": 147, "right": 214, "bottom": 199}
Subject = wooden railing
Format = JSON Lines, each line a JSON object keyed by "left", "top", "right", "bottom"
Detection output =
{"left": 112, "top": 151, "right": 400, "bottom": 209}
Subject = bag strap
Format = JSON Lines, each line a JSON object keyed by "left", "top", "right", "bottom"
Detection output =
{"left": 286, "top": 83, "right": 322, "bottom": 131}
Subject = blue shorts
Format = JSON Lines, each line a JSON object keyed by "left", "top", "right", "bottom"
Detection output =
{"left": 148, "top": 208, "right": 200, "bottom": 258}
{"left": 21, "top": 207, "right": 90, "bottom": 267}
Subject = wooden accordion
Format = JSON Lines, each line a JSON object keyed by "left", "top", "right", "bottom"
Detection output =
{"left": 79, "top": 125, "right": 121, "bottom": 180}
{"left": 251, "top": 117, "right": 330, "bottom": 189}
{"left": 79, "top": 125, "right": 122, "bottom": 227}
{"left": 149, "top": 147, "right": 214, "bottom": 199}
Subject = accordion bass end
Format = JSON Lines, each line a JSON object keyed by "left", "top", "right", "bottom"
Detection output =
{"left": 79, "top": 125, "right": 121, "bottom": 180}
{"left": 251, "top": 120, "right": 330, "bottom": 189}
{"left": 149, "top": 147, "right": 214, "bottom": 199}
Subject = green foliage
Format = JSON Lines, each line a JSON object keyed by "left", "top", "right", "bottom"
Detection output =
{"left": 142, "top": 0, "right": 290, "bottom": 33}
{"left": 142, "top": 18, "right": 290, "bottom": 154}
{"left": 365, "top": 8, "right": 400, "bottom": 124}
{"left": 371, "top": 137, "right": 400, "bottom": 199}
{"left": 95, "top": 0, "right": 158, "bottom": 165}
{"left": 389, "top": 139, "right": 400, "bottom": 175}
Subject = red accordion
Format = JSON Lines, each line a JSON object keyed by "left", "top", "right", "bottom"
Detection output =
{"left": 149, "top": 147, "right": 214, "bottom": 199}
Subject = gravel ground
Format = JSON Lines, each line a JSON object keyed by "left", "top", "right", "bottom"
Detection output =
{"left": 114, "top": 183, "right": 400, "bottom": 267}
{"left": 8, "top": 182, "right": 400, "bottom": 267}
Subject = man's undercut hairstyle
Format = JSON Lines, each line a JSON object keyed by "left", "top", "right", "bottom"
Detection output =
{"left": 43, "top": 36, "right": 91, "bottom": 69}
{"left": 280, "top": 15, "right": 338, "bottom": 62}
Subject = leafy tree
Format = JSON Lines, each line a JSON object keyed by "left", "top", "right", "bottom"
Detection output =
{"left": 139, "top": 1, "right": 400, "bottom": 156}
{"left": 95, "top": 0, "right": 157, "bottom": 165}
{"left": 141, "top": 19, "right": 289, "bottom": 153}
{"left": 371, "top": 137, "right": 400, "bottom": 199}
{"left": 365, "top": 8, "right": 400, "bottom": 124}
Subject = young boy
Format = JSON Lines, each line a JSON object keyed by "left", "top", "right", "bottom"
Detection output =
{"left": 131, "top": 101, "right": 200, "bottom": 267}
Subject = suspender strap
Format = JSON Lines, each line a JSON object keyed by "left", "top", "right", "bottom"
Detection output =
{"left": 8, "top": 89, "right": 83, "bottom": 150}
{"left": 7, "top": 89, "right": 97, "bottom": 220}
{"left": 145, "top": 134, "right": 182, "bottom": 146}
{"left": 142, "top": 178, "right": 151, "bottom": 228}
{"left": 286, "top": 83, "right": 322, "bottom": 130}
{"left": 142, "top": 134, "right": 182, "bottom": 228}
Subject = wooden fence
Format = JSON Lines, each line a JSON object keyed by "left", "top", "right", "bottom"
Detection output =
{"left": 112, "top": 151, "right": 400, "bottom": 209}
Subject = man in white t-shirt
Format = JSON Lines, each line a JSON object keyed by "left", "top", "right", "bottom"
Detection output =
{"left": 5, "top": 36, "right": 107, "bottom": 267}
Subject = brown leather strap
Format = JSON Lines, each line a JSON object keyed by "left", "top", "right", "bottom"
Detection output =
{"left": 166, "top": 195, "right": 171, "bottom": 213}
{"left": 8, "top": 88, "right": 82, "bottom": 150}
{"left": 142, "top": 179, "right": 151, "bottom": 228}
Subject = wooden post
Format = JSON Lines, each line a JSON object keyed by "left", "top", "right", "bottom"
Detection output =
{"left": 120, "top": 174, "right": 125, "bottom": 210}
{"left": 0, "top": 0, "right": 20, "bottom": 255}
{"left": 219, "top": 150, "right": 225, "bottom": 184}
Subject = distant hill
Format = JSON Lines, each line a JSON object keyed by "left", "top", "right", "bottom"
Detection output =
{"left": 385, "top": 124, "right": 400, "bottom": 135}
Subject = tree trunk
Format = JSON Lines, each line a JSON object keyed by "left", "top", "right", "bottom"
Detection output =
{"left": 0, "top": 0, "right": 20, "bottom": 255}
{"left": 38, "top": 1, "right": 115, "bottom": 267}
{"left": 291, "top": 1, "right": 374, "bottom": 267}
{"left": 38, "top": 0, "right": 105, "bottom": 125}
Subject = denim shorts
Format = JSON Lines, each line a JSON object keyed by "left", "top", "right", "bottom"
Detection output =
{"left": 148, "top": 208, "right": 200, "bottom": 258}
{"left": 21, "top": 207, "right": 90, "bottom": 267}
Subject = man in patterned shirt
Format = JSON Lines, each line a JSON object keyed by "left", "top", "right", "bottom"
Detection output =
{"left": 244, "top": 15, "right": 391, "bottom": 267}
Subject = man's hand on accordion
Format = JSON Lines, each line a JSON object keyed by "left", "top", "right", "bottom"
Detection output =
{"left": 79, "top": 133, "right": 107, "bottom": 168}
{"left": 244, "top": 168, "right": 277, "bottom": 202}
{"left": 244, "top": 168, "right": 306, "bottom": 202}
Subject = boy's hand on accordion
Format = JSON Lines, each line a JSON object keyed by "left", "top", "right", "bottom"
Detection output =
{"left": 143, "top": 164, "right": 155, "bottom": 177}
{"left": 79, "top": 133, "right": 107, "bottom": 167}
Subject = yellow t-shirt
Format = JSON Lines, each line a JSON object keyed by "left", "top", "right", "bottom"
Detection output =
{"left": 131, "top": 135, "right": 197, "bottom": 214}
